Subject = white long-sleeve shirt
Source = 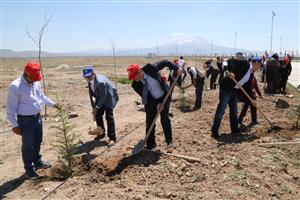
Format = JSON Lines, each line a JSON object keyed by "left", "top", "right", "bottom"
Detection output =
{"left": 6, "top": 76, "right": 55, "bottom": 128}
{"left": 143, "top": 74, "right": 164, "bottom": 99}
{"left": 234, "top": 65, "right": 252, "bottom": 89}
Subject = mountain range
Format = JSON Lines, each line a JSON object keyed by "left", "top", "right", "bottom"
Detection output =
{"left": 1, "top": 37, "right": 262, "bottom": 58}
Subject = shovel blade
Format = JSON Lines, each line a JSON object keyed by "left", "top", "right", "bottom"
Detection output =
{"left": 132, "top": 139, "right": 145, "bottom": 155}
{"left": 275, "top": 98, "right": 290, "bottom": 109}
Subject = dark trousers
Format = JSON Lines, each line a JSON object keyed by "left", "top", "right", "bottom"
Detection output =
{"left": 279, "top": 74, "right": 288, "bottom": 93}
{"left": 145, "top": 98, "right": 172, "bottom": 148}
{"left": 218, "top": 71, "right": 224, "bottom": 84}
{"left": 238, "top": 100, "right": 257, "bottom": 123}
{"left": 194, "top": 78, "right": 204, "bottom": 109}
{"left": 17, "top": 114, "right": 43, "bottom": 172}
{"left": 95, "top": 106, "right": 116, "bottom": 141}
{"left": 211, "top": 88, "right": 239, "bottom": 134}
{"left": 210, "top": 72, "right": 219, "bottom": 90}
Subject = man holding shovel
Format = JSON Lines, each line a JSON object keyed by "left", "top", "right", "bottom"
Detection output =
{"left": 211, "top": 53, "right": 251, "bottom": 139}
{"left": 127, "top": 60, "right": 182, "bottom": 149}
{"left": 83, "top": 66, "right": 119, "bottom": 146}
{"left": 6, "top": 62, "right": 62, "bottom": 180}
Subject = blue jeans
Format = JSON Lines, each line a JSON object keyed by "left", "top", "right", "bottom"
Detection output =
{"left": 211, "top": 88, "right": 239, "bottom": 134}
{"left": 17, "top": 114, "right": 43, "bottom": 172}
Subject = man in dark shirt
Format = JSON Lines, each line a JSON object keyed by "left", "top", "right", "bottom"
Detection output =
{"left": 211, "top": 52, "right": 251, "bottom": 139}
{"left": 127, "top": 60, "right": 182, "bottom": 149}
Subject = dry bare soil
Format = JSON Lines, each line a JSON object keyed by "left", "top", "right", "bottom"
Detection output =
{"left": 1, "top": 57, "right": 300, "bottom": 200}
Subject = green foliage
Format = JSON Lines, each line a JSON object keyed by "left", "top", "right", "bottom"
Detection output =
{"left": 111, "top": 76, "right": 131, "bottom": 85}
{"left": 51, "top": 105, "right": 78, "bottom": 178}
{"left": 179, "top": 89, "right": 187, "bottom": 109}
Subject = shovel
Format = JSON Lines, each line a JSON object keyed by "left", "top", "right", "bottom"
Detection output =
{"left": 88, "top": 112, "right": 104, "bottom": 136}
{"left": 261, "top": 97, "right": 290, "bottom": 109}
{"left": 132, "top": 71, "right": 182, "bottom": 155}
{"left": 232, "top": 77, "right": 282, "bottom": 131}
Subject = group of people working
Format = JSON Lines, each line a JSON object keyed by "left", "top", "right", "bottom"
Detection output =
{"left": 6, "top": 51, "right": 289, "bottom": 180}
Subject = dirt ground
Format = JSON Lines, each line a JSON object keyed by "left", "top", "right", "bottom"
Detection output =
{"left": 1, "top": 57, "right": 300, "bottom": 200}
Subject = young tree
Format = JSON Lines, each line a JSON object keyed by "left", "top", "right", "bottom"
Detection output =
{"left": 52, "top": 105, "right": 78, "bottom": 178}
{"left": 25, "top": 11, "right": 54, "bottom": 119}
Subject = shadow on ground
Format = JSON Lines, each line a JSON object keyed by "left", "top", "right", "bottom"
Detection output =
{"left": 106, "top": 151, "right": 161, "bottom": 176}
{"left": 74, "top": 140, "right": 108, "bottom": 155}
{"left": 216, "top": 132, "right": 259, "bottom": 146}
{"left": 0, "top": 175, "right": 26, "bottom": 199}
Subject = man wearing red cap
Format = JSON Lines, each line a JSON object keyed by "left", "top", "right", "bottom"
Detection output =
{"left": 6, "top": 62, "right": 61, "bottom": 180}
{"left": 127, "top": 60, "right": 182, "bottom": 149}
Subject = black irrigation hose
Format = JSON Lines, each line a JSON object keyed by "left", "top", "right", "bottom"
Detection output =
{"left": 40, "top": 121, "right": 144, "bottom": 200}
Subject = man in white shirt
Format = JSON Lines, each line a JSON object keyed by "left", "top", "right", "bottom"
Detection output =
{"left": 6, "top": 62, "right": 61, "bottom": 180}
{"left": 187, "top": 66, "right": 205, "bottom": 110}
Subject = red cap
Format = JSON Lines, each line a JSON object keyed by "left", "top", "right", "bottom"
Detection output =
{"left": 24, "top": 62, "right": 42, "bottom": 81}
{"left": 127, "top": 64, "right": 140, "bottom": 80}
{"left": 161, "top": 74, "right": 167, "bottom": 82}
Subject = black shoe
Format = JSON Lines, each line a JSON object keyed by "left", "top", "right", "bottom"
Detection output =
{"left": 167, "top": 142, "right": 177, "bottom": 148}
{"left": 145, "top": 144, "right": 157, "bottom": 150}
{"left": 211, "top": 133, "right": 220, "bottom": 139}
{"left": 25, "top": 170, "right": 41, "bottom": 180}
{"left": 34, "top": 160, "right": 52, "bottom": 170}
{"left": 250, "top": 120, "right": 260, "bottom": 126}
{"left": 107, "top": 140, "right": 116, "bottom": 147}
{"left": 193, "top": 107, "right": 201, "bottom": 111}
{"left": 94, "top": 133, "right": 105, "bottom": 141}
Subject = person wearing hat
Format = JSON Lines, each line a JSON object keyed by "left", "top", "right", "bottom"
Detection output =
{"left": 238, "top": 57, "right": 263, "bottom": 125}
{"left": 82, "top": 66, "right": 119, "bottom": 145}
{"left": 178, "top": 56, "right": 187, "bottom": 83}
{"left": 265, "top": 53, "right": 280, "bottom": 93}
{"left": 279, "top": 54, "right": 293, "bottom": 94}
{"left": 204, "top": 59, "right": 219, "bottom": 90}
{"left": 168, "top": 59, "right": 183, "bottom": 95}
{"left": 186, "top": 66, "right": 205, "bottom": 111}
{"left": 127, "top": 60, "right": 182, "bottom": 149}
{"left": 211, "top": 53, "right": 251, "bottom": 139}
{"left": 6, "top": 62, "right": 61, "bottom": 180}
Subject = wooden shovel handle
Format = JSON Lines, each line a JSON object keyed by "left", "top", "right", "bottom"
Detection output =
{"left": 232, "top": 77, "right": 274, "bottom": 127}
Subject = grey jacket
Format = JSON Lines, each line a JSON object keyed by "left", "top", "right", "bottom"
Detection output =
{"left": 89, "top": 74, "right": 119, "bottom": 109}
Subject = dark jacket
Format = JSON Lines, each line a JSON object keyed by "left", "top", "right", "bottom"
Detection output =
{"left": 132, "top": 60, "right": 179, "bottom": 104}
{"left": 219, "top": 58, "right": 250, "bottom": 91}
{"left": 89, "top": 74, "right": 119, "bottom": 109}
{"left": 188, "top": 67, "right": 205, "bottom": 83}
{"left": 237, "top": 73, "right": 261, "bottom": 102}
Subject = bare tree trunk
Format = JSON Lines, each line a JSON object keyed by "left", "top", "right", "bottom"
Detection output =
{"left": 25, "top": 11, "right": 54, "bottom": 120}
{"left": 110, "top": 39, "right": 117, "bottom": 88}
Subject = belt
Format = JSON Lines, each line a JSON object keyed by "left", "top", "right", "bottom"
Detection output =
{"left": 17, "top": 113, "right": 41, "bottom": 118}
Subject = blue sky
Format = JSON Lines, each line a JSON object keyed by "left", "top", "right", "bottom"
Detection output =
{"left": 1, "top": 0, "right": 299, "bottom": 53}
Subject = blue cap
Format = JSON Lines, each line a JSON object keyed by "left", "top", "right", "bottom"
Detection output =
{"left": 82, "top": 66, "right": 94, "bottom": 78}
{"left": 236, "top": 52, "right": 243, "bottom": 56}
{"left": 251, "top": 57, "right": 263, "bottom": 63}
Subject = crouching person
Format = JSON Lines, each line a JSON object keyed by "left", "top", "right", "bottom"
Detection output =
{"left": 187, "top": 66, "right": 205, "bottom": 111}
{"left": 82, "top": 66, "right": 119, "bottom": 146}
{"left": 127, "top": 60, "right": 182, "bottom": 149}
{"left": 6, "top": 62, "right": 62, "bottom": 180}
